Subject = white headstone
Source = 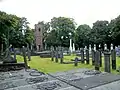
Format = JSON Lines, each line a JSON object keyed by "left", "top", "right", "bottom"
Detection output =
{"left": 111, "top": 44, "right": 113, "bottom": 50}
{"left": 104, "top": 44, "right": 107, "bottom": 50}
{"left": 94, "top": 44, "right": 96, "bottom": 51}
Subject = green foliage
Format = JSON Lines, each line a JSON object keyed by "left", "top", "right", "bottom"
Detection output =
{"left": 0, "top": 11, "right": 34, "bottom": 50}
{"left": 46, "top": 17, "right": 76, "bottom": 47}
{"left": 75, "top": 24, "right": 91, "bottom": 48}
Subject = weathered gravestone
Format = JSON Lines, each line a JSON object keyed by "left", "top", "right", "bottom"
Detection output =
{"left": 86, "top": 48, "right": 89, "bottom": 64}
{"left": 22, "top": 46, "right": 28, "bottom": 69}
{"left": 99, "top": 44, "right": 102, "bottom": 67}
{"left": 81, "top": 48, "right": 84, "bottom": 63}
{"left": 92, "top": 49, "right": 95, "bottom": 65}
{"left": 60, "top": 47, "right": 63, "bottom": 64}
{"left": 51, "top": 46, "right": 54, "bottom": 61}
{"left": 27, "top": 48, "right": 31, "bottom": 61}
{"left": 55, "top": 47, "right": 58, "bottom": 63}
{"left": 74, "top": 57, "right": 79, "bottom": 66}
{"left": 95, "top": 50, "right": 100, "bottom": 71}
{"left": 104, "top": 49, "right": 111, "bottom": 73}
{"left": 111, "top": 44, "right": 116, "bottom": 70}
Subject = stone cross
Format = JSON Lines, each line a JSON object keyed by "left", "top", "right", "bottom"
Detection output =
{"left": 95, "top": 50, "right": 100, "bottom": 71}
{"left": 22, "top": 46, "right": 28, "bottom": 69}
{"left": 104, "top": 50, "right": 111, "bottom": 73}
{"left": 86, "top": 48, "right": 89, "bottom": 64}
{"left": 81, "top": 48, "right": 84, "bottom": 63}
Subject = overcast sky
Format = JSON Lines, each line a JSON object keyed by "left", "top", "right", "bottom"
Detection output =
{"left": 0, "top": 0, "right": 120, "bottom": 29}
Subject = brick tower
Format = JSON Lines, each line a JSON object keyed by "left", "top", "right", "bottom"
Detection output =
{"left": 34, "top": 23, "right": 43, "bottom": 51}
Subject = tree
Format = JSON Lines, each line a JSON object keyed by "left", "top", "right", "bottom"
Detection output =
{"left": 75, "top": 24, "right": 91, "bottom": 48}
{"left": 49, "top": 17, "right": 76, "bottom": 47}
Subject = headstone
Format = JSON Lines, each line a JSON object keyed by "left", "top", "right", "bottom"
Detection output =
{"left": 86, "top": 48, "right": 89, "bottom": 64}
{"left": 51, "top": 46, "right": 54, "bottom": 61}
{"left": 111, "top": 49, "right": 116, "bottom": 70}
{"left": 22, "top": 46, "right": 28, "bottom": 69}
{"left": 74, "top": 57, "right": 78, "bottom": 66}
{"left": 92, "top": 49, "right": 95, "bottom": 65}
{"left": 95, "top": 50, "right": 100, "bottom": 71}
{"left": 104, "top": 44, "right": 107, "bottom": 51}
{"left": 81, "top": 48, "right": 84, "bottom": 63}
{"left": 89, "top": 45, "right": 92, "bottom": 55}
{"left": 104, "top": 50, "right": 111, "bottom": 73}
{"left": 55, "top": 47, "right": 58, "bottom": 63}
{"left": 60, "top": 47, "right": 63, "bottom": 64}
{"left": 94, "top": 44, "right": 96, "bottom": 51}
{"left": 14, "top": 48, "right": 16, "bottom": 61}
{"left": 27, "top": 48, "right": 31, "bottom": 61}
{"left": 99, "top": 44, "right": 102, "bottom": 67}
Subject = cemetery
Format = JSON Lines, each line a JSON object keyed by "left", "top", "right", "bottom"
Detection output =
{"left": 1, "top": 8, "right": 120, "bottom": 90}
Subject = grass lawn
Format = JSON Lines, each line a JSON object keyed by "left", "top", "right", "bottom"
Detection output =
{"left": 16, "top": 55, "right": 120, "bottom": 74}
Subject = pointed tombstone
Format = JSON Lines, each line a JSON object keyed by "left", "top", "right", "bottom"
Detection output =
{"left": 104, "top": 49, "right": 111, "bottom": 73}
{"left": 22, "top": 46, "right": 28, "bottom": 69}
{"left": 99, "top": 44, "right": 102, "bottom": 67}
{"left": 111, "top": 44, "right": 116, "bottom": 70}
{"left": 81, "top": 48, "right": 84, "bottom": 63}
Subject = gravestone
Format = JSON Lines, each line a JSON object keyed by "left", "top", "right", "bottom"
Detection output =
{"left": 14, "top": 48, "right": 16, "bottom": 62}
{"left": 74, "top": 57, "right": 78, "bottom": 66}
{"left": 51, "top": 46, "right": 54, "bottom": 61}
{"left": 95, "top": 50, "right": 100, "bottom": 71}
{"left": 99, "top": 44, "right": 102, "bottom": 67}
{"left": 22, "top": 46, "right": 28, "bottom": 69}
{"left": 55, "top": 47, "right": 58, "bottom": 63}
{"left": 60, "top": 47, "right": 63, "bottom": 64}
{"left": 111, "top": 49, "right": 116, "bottom": 70}
{"left": 92, "top": 49, "right": 95, "bottom": 65}
{"left": 104, "top": 49, "right": 111, "bottom": 73}
{"left": 27, "top": 48, "right": 31, "bottom": 61}
{"left": 81, "top": 48, "right": 84, "bottom": 63}
{"left": 86, "top": 48, "right": 89, "bottom": 64}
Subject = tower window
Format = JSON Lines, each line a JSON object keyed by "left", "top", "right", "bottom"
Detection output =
{"left": 39, "top": 28, "right": 41, "bottom": 32}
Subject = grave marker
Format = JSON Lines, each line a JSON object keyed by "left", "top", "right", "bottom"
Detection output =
{"left": 111, "top": 44, "right": 116, "bottom": 70}
{"left": 74, "top": 57, "right": 78, "bottom": 66}
{"left": 95, "top": 50, "right": 100, "bottom": 71}
{"left": 22, "top": 46, "right": 28, "bottom": 69}
{"left": 81, "top": 48, "right": 84, "bottom": 63}
{"left": 104, "top": 50, "right": 111, "bottom": 73}
{"left": 86, "top": 48, "right": 89, "bottom": 64}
